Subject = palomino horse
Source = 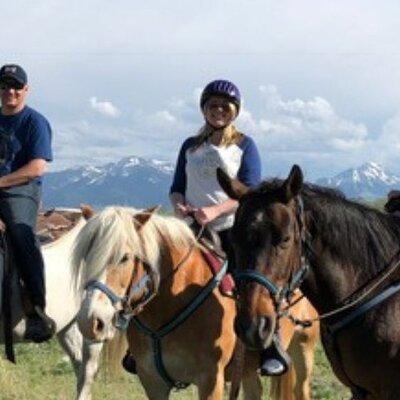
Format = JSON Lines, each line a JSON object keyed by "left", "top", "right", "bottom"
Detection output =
{"left": 73, "top": 206, "right": 318, "bottom": 399}
{"left": 217, "top": 164, "right": 400, "bottom": 400}
{"left": 0, "top": 207, "right": 103, "bottom": 400}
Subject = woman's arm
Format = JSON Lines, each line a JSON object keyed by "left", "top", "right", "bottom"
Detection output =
{"left": 169, "top": 138, "right": 195, "bottom": 217}
{"left": 170, "top": 192, "right": 193, "bottom": 218}
{"left": 237, "top": 136, "right": 262, "bottom": 187}
{"left": 193, "top": 199, "right": 238, "bottom": 226}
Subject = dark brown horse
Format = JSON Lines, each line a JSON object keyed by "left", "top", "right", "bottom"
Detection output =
{"left": 217, "top": 165, "right": 400, "bottom": 400}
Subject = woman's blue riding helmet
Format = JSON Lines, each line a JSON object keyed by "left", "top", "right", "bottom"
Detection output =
{"left": 200, "top": 80, "right": 241, "bottom": 114}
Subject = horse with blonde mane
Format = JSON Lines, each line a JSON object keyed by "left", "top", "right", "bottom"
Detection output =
{"left": 73, "top": 206, "right": 319, "bottom": 400}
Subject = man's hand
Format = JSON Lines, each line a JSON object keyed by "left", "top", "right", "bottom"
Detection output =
{"left": 0, "top": 159, "right": 47, "bottom": 188}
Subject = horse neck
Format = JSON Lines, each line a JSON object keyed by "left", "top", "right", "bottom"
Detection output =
{"left": 302, "top": 242, "right": 357, "bottom": 314}
{"left": 139, "top": 244, "right": 213, "bottom": 325}
{"left": 302, "top": 195, "right": 400, "bottom": 314}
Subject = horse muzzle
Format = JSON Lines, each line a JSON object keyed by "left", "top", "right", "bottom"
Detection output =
{"left": 235, "top": 313, "right": 276, "bottom": 350}
{"left": 77, "top": 310, "right": 116, "bottom": 342}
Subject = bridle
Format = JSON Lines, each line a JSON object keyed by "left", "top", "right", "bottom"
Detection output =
{"left": 85, "top": 256, "right": 159, "bottom": 330}
{"left": 84, "top": 223, "right": 205, "bottom": 331}
{"left": 233, "top": 196, "right": 310, "bottom": 327}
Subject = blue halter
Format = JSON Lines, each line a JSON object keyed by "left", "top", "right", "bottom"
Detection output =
{"left": 85, "top": 258, "right": 158, "bottom": 330}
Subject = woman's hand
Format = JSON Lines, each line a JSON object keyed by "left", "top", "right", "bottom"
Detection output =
{"left": 193, "top": 205, "right": 221, "bottom": 226}
{"left": 174, "top": 202, "right": 194, "bottom": 219}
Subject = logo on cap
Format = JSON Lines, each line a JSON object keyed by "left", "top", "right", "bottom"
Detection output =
{"left": 4, "top": 66, "right": 17, "bottom": 74}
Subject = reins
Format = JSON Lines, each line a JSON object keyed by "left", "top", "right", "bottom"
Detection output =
{"left": 293, "top": 247, "right": 400, "bottom": 329}
{"left": 156, "top": 223, "right": 205, "bottom": 286}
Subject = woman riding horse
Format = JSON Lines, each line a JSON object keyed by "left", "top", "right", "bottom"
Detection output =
{"left": 169, "top": 79, "right": 290, "bottom": 376}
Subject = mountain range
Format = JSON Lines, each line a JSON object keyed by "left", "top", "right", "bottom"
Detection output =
{"left": 43, "top": 156, "right": 175, "bottom": 208}
{"left": 316, "top": 162, "right": 400, "bottom": 199}
{"left": 42, "top": 158, "right": 400, "bottom": 208}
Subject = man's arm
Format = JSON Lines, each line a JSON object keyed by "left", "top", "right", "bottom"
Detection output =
{"left": 0, "top": 159, "right": 47, "bottom": 188}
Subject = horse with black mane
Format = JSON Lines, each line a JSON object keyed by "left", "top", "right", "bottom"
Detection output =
{"left": 217, "top": 165, "right": 400, "bottom": 400}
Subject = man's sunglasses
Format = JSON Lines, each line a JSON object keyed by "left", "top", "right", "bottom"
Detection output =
{"left": 0, "top": 81, "right": 25, "bottom": 91}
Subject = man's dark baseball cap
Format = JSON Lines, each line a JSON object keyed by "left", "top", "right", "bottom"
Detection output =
{"left": 0, "top": 64, "right": 27, "bottom": 85}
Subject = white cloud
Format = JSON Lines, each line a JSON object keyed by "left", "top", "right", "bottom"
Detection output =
{"left": 235, "top": 85, "right": 369, "bottom": 177}
{"left": 89, "top": 97, "right": 121, "bottom": 118}
{"left": 153, "top": 110, "right": 177, "bottom": 124}
{"left": 50, "top": 84, "right": 400, "bottom": 181}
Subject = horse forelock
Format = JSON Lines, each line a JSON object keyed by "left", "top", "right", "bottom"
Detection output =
{"left": 72, "top": 206, "right": 196, "bottom": 288}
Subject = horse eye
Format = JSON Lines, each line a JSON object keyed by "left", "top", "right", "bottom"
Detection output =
{"left": 120, "top": 254, "right": 130, "bottom": 264}
{"left": 278, "top": 235, "right": 291, "bottom": 249}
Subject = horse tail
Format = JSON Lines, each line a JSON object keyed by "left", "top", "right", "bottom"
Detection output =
{"left": 101, "top": 331, "right": 128, "bottom": 378}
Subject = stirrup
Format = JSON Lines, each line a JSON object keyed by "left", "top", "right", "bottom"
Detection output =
{"left": 260, "top": 335, "right": 291, "bottom": 376}
{"left": 122, "top": 352, "right": 137, "bottom": 374}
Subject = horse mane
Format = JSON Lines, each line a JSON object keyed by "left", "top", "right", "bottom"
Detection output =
{"left": 72, "top": 206, "right": 196, "bottom": 287}
{"left": 256, "top": 179, "right": 400, "bottom": 278}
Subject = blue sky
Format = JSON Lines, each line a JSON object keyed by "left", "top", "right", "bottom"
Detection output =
{"left": 2, "top": 0, "right": 400, "bottom": 180}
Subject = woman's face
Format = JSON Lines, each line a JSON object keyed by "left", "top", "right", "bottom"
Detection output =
{"left": 203, "top": 96, "right": 237, "bottom": 128}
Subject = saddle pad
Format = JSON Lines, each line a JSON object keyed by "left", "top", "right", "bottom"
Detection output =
{"left": 201, "top": 250, "right": 235, "bottom": 296}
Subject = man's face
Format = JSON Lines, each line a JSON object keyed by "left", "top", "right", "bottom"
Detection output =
{"left": 0, "top": 79, "right": 28, "bottom": 111}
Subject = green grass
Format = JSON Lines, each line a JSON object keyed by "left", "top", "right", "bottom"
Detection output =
{"left": 0, "top": 339, "right": 350, "bottom": 399}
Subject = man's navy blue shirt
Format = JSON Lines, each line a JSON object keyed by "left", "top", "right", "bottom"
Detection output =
{"left": 0, "top": 106, "right": 52, "bottom": 184}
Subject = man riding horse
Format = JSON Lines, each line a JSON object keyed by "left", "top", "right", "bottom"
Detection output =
{"left": 0, "top": 64, "right": 55, "bottom": 342}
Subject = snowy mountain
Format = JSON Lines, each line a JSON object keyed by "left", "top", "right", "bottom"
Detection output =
{"left": 42, "top": 156, "right": 175, "bottom": 208}
{"left": 316, "top": 162, "right": 400, "bottom": 199}
{"left": 42, "top": 157, "right": 399, "bottom": 208}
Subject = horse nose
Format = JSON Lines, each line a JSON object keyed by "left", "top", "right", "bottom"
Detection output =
{"left": 235, "top": 314, "right": 275, "bottom": 350}
{"left": 92, "top": 316, "right": 105, "bottom": 336}
{"left": 78, "top": 312, "right": 108, "bottom": 341}
{"left": 258, "top": 315, "right": 275, "bottom": 345}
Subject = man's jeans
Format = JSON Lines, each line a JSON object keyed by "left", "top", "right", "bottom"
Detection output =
{"left": 0, "top": 181, "right": 45, "bottom": 309}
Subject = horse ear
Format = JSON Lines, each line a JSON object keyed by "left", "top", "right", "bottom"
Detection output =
{"left": 283, "top": 165, "right": 303, "bottom": 201}
{"left": 217, "top": 168, "right": 249, "bottom": 200}
{"left": 134, "top": 205, "right": 161, "bottom": 229}
{"left": 80, "top": 204, "right": 95, "bottom": 220}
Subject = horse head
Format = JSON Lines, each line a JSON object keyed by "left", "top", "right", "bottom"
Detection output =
{"left": 73, "top": 206, "right": 160, "bottom": 342}
{"left": 217, "top": 165, "right": 305, "bottom": 350}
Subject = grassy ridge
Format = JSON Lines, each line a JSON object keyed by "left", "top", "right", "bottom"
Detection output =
{"left": 0, "top": 339, "right": 350, "bottom": 399}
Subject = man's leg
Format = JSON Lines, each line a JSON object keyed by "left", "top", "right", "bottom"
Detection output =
{"left": 0, "top": 182, "right": 55, "bottom": 342}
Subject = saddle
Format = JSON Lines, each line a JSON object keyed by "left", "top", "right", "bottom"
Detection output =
{"left": 190, "top": 221, "right": 235, "bottom": 296}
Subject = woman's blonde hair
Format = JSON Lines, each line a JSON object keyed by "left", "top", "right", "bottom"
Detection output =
{"left": 190, "top": 102, "right": 243, "bottom": 151}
